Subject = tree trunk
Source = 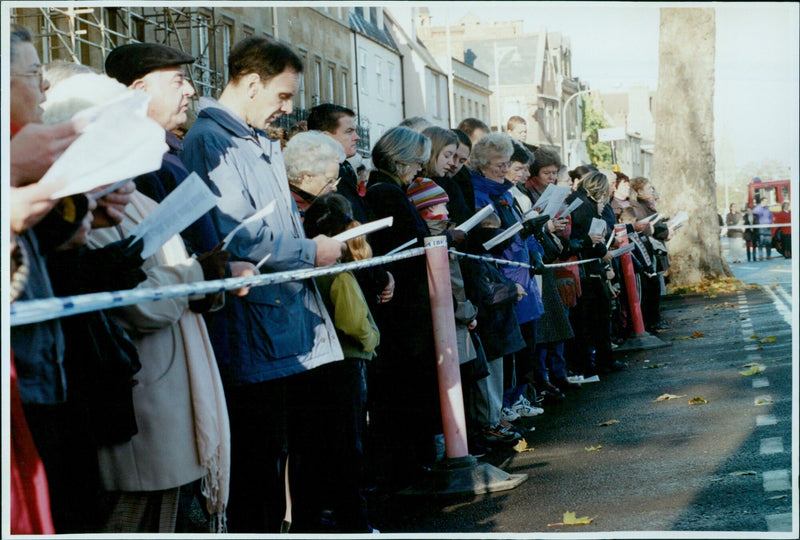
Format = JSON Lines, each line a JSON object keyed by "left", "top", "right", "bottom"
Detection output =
{"left": 652, "top": 8, "right": 730, "bottom": 287}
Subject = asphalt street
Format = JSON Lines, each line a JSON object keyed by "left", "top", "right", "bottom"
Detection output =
{"left": 370, "top": 254, "right": 796, "bottom": 536}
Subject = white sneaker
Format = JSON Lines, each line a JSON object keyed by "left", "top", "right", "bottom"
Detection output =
{"left": 500, "top": 407, "right": 520, "bottom": 422}
{"left": 512, "top": 395, "right": 544, "bottom": 417}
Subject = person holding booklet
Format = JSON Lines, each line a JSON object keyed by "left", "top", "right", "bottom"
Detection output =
{"left": 180, "top": 36, "right": 345, "bottom": 533}
{"left": 565, "top": 170, "right": 627, "bottom": 376}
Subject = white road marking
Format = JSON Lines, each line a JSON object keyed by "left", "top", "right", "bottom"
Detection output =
{"left": 756, "top": 414, "right": 777, "bottom": 426}
{"left": 752, "top": 378, "right": 769, "bottom": 388}
{"left": 759, "top": 437, "right": 784, "bottom": 455}
{"left": 762, "top": 469, "right": 791, "bottom": 491}
{"left": 761, "top": 285, "right": 793, "bottom": 326}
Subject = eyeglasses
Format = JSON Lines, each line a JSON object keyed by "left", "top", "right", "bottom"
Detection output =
{"left": 11, "top": 67, "right": 44, "bottom": 85}
{"left": 312, "top": 176, "right": 341, "bottom": 198}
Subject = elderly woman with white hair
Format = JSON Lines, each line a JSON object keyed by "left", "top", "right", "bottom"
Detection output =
{"left": 283, "top": 130, "right": 346, "bottom": 216}
{"left": 470, "top": 132, "right": 547, "bottom": 424}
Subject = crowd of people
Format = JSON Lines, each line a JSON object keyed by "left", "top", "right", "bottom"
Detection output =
{"left": 9, "top": 26, "right": 682, "bottom": 535}
{"left": 726, "top": 198, "right": 792, "bottom": 262}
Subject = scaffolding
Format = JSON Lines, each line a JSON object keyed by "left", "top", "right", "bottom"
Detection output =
{"left": 11, "top": 6, "right": 227, "bottom": 97}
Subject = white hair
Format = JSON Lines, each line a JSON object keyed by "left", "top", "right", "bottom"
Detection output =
{"left": 42, "top": 72, "right": 129, "bottom": 125}
{"left": 283, "top": 130, "right": 346, "bottom": 184}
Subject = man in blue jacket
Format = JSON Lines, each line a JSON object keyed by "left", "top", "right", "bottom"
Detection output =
{"left": 181, "top": 37, "right": 345, "bottom": 532}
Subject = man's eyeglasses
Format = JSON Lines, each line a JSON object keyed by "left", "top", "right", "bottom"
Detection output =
{"left": 11, "top": 67, "right": 44, "bottom": 85}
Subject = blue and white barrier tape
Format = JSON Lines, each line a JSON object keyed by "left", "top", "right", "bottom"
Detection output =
{"left": 10, "top": 247, "right": 426, "bottom": 327}
{"left": 449, "top": 250, "right": 601, "bottom": 270}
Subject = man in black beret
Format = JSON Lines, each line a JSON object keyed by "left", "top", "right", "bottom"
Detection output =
{"left": 104, "top": 42, "right": 221, "bottom": 254}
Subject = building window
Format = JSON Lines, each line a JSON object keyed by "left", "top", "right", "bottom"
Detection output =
{"left": 221, "top": 21, "right": 233, "bottom": 85}
{"left": 359, "top": 48, "right": 368, "bottom": 94}
{"left": 242, "top": 24, "right": 254, "bottom": 38}
{"left": 341, "top": 71, "right": 348, "bottom": 106}
{"left": 314, "top": 61, "right": 322, "bottom": 106}
{"left": 327, "top": 65, "right": 335, "bottom": 102}
{"left": 375, "top": 56, "right": 383, "bottom": 100}
{"left": 387, "top": 61, "right": 395, "bottom": 102}
{"left": 298, "top": 66, "right": 306, "bottom": 109}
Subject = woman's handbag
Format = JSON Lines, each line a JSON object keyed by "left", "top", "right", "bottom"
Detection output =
{"left": 468, "top": 330, "right": 490, "bottom": 381}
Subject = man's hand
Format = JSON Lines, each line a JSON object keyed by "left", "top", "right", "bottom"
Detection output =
{"left": 229, "top": 261, "right": 258, "bottom": 297}
{"left": 547, "top": 217, "right": 568, "bottom": 234}
{"left": 313, "top": 235, "right": 345, "bottom": 267}
{"left": 91, "top": 180, "right": 136, "bottom": 228}
{"left": 379, "top": 271, "right": 395, "bottom": 304}
{"left": 10, "top": 120, "right": 82, "bottom": 186}
{"left": 10, "top": 182, "right": 67, "bottom": 234}
{"left": 588, "top": 232, "right": 604, "bottom": 245}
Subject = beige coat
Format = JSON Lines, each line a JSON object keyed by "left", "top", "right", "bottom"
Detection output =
{"left": 89, "top": 192, "right": 219, "bottom": 492}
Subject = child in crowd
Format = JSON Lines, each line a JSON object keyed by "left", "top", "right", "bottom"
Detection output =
{"left": 301, "top": 194, "right": 380, "bottom": 533}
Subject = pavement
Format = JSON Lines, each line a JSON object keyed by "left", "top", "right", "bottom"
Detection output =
{"left": 369, "top": 280, "right": 796, "bottom": 535}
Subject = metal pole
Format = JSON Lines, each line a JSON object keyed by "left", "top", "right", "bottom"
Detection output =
{"left": 561, "top": 89, "right": 591, "bottom": 165}
{"left": 424, "top": 236, "right": 468, "bottom": 459}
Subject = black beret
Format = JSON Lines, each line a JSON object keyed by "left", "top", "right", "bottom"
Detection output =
{"left": 105, "top": 42, "right": 194, "bottom": 86}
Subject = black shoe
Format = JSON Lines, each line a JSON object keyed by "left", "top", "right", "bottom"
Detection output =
{"left": 607, "top": 360, "right": 628, "bottom": 371}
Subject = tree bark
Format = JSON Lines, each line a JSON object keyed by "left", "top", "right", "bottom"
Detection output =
{"left": 652, "top": 8, "right": 730, "bottom": 287}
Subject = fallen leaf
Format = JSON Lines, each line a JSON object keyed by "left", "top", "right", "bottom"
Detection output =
{"left": 742, "top": 362, "right": 760, "bottom": 367}
{"left": 730, "top": 470, "right": 758, "bottom": 476}
{"left": 654, "top": 393, "right": 686, "bottom": 402}
{"left": 750, "top": 334, "right": 760, "bottom": 339}
{"left": 644, "top": 362, "right": 670, "bottom": 370}
{"left": 547, "top": 511, "right": 596, "bottom": 527}
{"left": 739, "top": 364, "right": 765, "bottom": 376}
{"left": 759, "top": 335, "right": 776, "bottom": 343}
{"left": 513, "top": 438, "right": 535, "bottom": 453}
{"left": 689, "top": 396, "right": 709, "bottom": 405}
{"left": 692, "top": 331, "right": 705, "bottom": 338}
{"left": 597, "top": 419, "right": 618, "bottom": 426}
{"left": 768, "top": 494, "right": 788, "bottom": 500}
{"left": 585, "top": 445, "right": 602, "bottom": 451}
{"left": 757, "top": 346, "right": 764, "bottom": 351}
{"left": 754, "top": 396, "right": 774, "bottom": 406}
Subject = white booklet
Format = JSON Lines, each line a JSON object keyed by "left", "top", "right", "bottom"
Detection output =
{"left": 128, "top": 172, "right": 218, "bottom": 259}
{"left": 607, "top": 244, "right": 635, "bottom": 258}
{"left": 667, "top": 210, "right": 688, "bottom": 231}
{"left": 589, "top": 217, "right": 607, "bottom": 239}
{"left": 554, "top": 198, "right": 583, "bottom": 219}
{"left": 332, "top": 216, "right": 393, "bottom": 243}
{"left": 541, "top": 185, "right": 572, "bottom": 219}
{"left": 455, "top": 204, "right": 495, "bottom": 232}
{"left": 482, "top": 221, "right": 522, "bottom": 251}
{"left": 41, "top": 91, "right": 167, "bottom": 199}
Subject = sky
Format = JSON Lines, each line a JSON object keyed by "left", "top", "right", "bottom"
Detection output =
{"left": 391, "top": 1, "right": 799, "bottom": 181}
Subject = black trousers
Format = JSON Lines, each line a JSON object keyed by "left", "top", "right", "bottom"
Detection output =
{"left": 224, "top": 359, "right": 369, "bottom": 534}
{"left": 569, "top": 276, "right": 614, "bottom": 374}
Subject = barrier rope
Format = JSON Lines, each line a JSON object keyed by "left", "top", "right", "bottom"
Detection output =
{"left": 448, "top": 249, "right": 601, "bottom": 270}
{"left": 10, "top": 240, "right": 637, "bottom": 327}
{"left": 723, "top": 223, "right": 791, "bottom": 230}
{"left": 10, "top": 247, "right": 426, "bottom": 327}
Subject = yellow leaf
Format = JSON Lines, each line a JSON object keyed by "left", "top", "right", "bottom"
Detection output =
{"left": 739, "top": 364, "right": 765, "bottom": 376}
{"left": 547, "top": 511, "right": 596, "bottom": 527}
{"left": 513, "top": 438, "right": 535, "bottom": 453}
{"left": 754, "top": 396, "right": 774, "bottom": 406}
{"left": 585, "top": 445, "right": 602, "bottom": 451}
{"left": 759, "top": 335, "right": 776, "bottom": 343}
{"left": 750, "top": 334, "right": 760, "bottom": 339}
{"left": 692, "top": 331, "right": 705, "bottom": 338}
{"left": 654, "top": 393, "right": 686, "bottom": 402}
{"left": 644, "top": 362, "right": 670, "bottom": 370}
{"left": 597, "top": 419, "right": 618, "bottom": 426}
{"left": 689, "top": 397, "right": 708, "bottom": 405}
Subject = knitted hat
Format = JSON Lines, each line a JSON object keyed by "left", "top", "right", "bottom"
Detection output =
{"left": 406, "top": 177, "right": 449, "bottom": 211}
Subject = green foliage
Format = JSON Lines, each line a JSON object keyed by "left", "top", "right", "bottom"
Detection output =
{"left": 582, "top": 93, "right": 612, "bottom": 168}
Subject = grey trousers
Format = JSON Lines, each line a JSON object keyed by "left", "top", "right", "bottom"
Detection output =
{"left": 474, "top": 357, "right": 504, "bottom": 427}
